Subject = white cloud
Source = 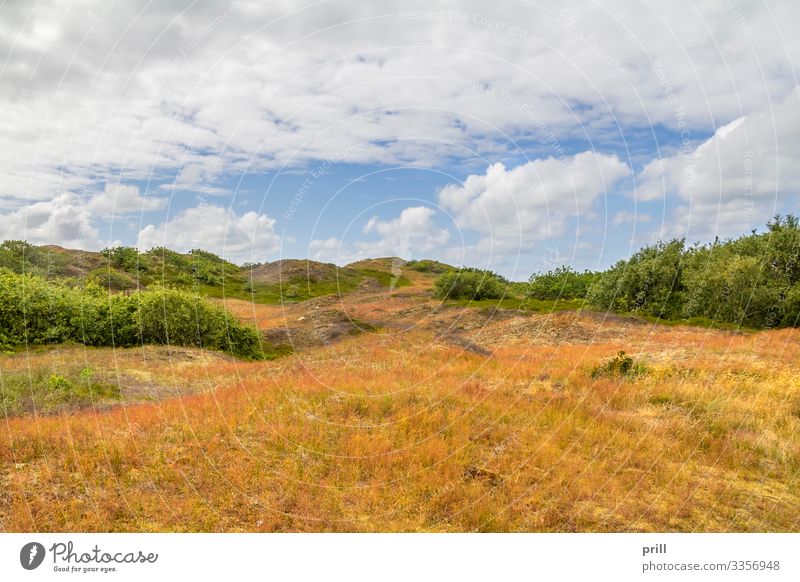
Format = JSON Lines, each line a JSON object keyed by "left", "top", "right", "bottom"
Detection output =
{"left": 1, "top": 0, "right": 797, "bottom": 208}
{"left": 1, "top": 0, "right": 798, "bottom": 267}
{"left": 308, "top": 237, "right": 342, "bottom": 262}
{"left": 137, "top": 203, "right": 281, "bottom": 263}
{"left": 307, "top": 207, "right": 451, "bottom": 264}
{"left": 438, "top": 151, "right": 631, "bottom": 253}
{"left": 309, "top": 237, "right": 340, "bottom": 252}
{"left": 0, "top": 193, "right": 101, "bottom": 248}
{"left": 612, "top": 210, "right": 652, "bottom": 226}
{"left": 87, "top": 183, "right": 167, "bottom": 216}
{"left": 360, "top": 206, "right": 450, "bottom": 257}
{"left": 635, "top": 88, "right": 800, "bottom": 239}
{"left": 159, "top": 163, "right": 231, "bottom": 196}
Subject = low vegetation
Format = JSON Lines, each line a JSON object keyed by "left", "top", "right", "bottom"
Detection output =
{"left": 526, "top": 216, "right": 800, "bottom": 329}
{"left": 406, "top": 259, "right": 454, "bottom": 274}
{"left": 0, "top": 366, "right": 121, "bottom": 415}
{"left": 2, "top": 220, "right": 800, "bottom": 532}
{"left": 433, "top": 268, "right": 509, "bottom": 300}
{"left": 2, "top": 324, "right": 798, "bottom": 531}
{"left": 0, "top": 241, "right": 411, "bottom": 303}
{"left": 528, "top": 266, "right": 596, "bottom": 300}
{"left": 590, "top": 350, "right": 648, "bottom": 379}
{"left": 0, "top": 269, "right": 262, "bottom": 359}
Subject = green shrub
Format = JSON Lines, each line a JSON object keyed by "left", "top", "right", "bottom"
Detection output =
{"left": 406, "top": 259, "right": 453, "bottom": 274}
{"left": 586, "top": 215, "right": 800, "bottom": 328}
{"left": 591, "top": 351, "right": 647, "bottom": 379}
{"left": 588, "top": 239, "right": 686, "bottom": 318}
{"left": 88, "top": 268, "right": 137, "bottom": 291}
{"left": 528, "top": 266, "right": 596, "bottom": 300}
{"left": 133, "top": 286, "right": 262, "bottom": 358}
{"left": 0, "top": 268, "right": 88, "bottom": 347}
{"left": 0, "top": 240, "right": 61, "bottom": 276}
{"left": 0, "top": 269, "right": 263, "bottom": 359}
{"left": 433, "top": 269, "right": 507, "bottom": 300}
{"left": 681, "top": 250, "right": 777, "bottom": 327}
{"left": 101, "top": 246, "right": 142, "bottom": 272}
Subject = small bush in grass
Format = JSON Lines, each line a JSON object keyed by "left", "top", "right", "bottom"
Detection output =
{"left": 591, "top": 350, "right": 648, "bottom": 379}
{"left": 47, "top": 374, "right": 73, "bottom": 392}
{"left": 433, "top": 269, "right": 507, "bottom": 300}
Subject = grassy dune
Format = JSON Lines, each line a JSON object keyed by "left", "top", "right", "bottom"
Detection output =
{"left": 2, "top": 311, "right": 798, "bottom": 532}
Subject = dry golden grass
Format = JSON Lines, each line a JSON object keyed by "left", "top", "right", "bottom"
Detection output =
{"left": 1, "top": 292, "right": 799, "bottom": 532}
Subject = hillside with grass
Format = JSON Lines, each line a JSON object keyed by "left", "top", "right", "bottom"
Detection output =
{"left": 1, "top": 220, "right": 800, "bottom": 532}
{"left": 0, "top": 241, "right": 413, "bottom": 303}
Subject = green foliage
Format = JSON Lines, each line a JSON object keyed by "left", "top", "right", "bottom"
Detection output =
{"left": 587, "top": 215, "right": 800, "bottom": 328}
{"left": 357, "top": 268, "right": 412, "bottom": 289}
{"left": 187, "top": 249, "right": 238, "bottom": 286}
{"left": 528, "top": 266, "right": 596, "bottom": 300}
{"left": 101, "top": 246, "right": 142, "bottom": 272}
{"left": 681, "top": 251, "right": 776, "bottom": 328}
{"left": 433, "top": 269, "right": 507, "bottom": 300}
{"left": 0, "top": 269, "right": 263, "bottom": 359}
{"left": 0, "top": 241, "right": 421, "bottom": 307}
{"left": 0, "top": 366, "right": 121, "bottom": 415}
{"left": 0, "top": 240, "right": 56, "bottom": 276}
{"left": 588, "top": 239, "right": 686, "bottom": 318}
{"left": 679, "top": 215, "right": 800, "bottom": 327}
{"left": 0, "top": 268, "right": 89, "bottom": 349}
{"left": 133, "top": 287, "right": 261, "bottom": 358}
{"left": 406, "top": 259, "right": 453, "bottom": 274}
{"left": 3, "top": 215, "right": 800, "bottom": 331}
{"left": 88, "top": 268, "right": 138, "bottom": 291}
{"left": 591, "top": 350, "right": 647, "bottom": 379}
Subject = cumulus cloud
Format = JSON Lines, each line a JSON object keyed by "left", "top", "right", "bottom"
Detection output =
{"left": 160, "top": 163, "right": 231, "bottom": 196}
{"left": 137, "top": 203, "right": 281, "bottom": 263}
{"left": 438, "top": 151, "right": 631, "bottom": 252}
{"left": 635, "top": 88, "right": 800, "bottom": 239}
{"left": 1, "top": 0, "right": 797, "bottom": 204}
{"left": 307, "top": 207, "right": 451, "bottom": 264}
{"left": 308, "top": 237, "right": 342, "bottom": 262}
{"left": 360, "top": 206, "right": 450, "bottom": 256}
{"left": 0, "top": 193, "right": 101, "bottom": 248}
{"left": 1, "top": 0, "right": 799, "bottom": 262}
{"left": 87, "top": 183, "right": 167, "bottom": 216}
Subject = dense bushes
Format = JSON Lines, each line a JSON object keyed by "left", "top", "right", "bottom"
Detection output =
{"left": 133, "top": 286, "right": 261, "bottom": 357}
{"left": 588, "top": 239, "right": 686, "bottom": 318}
{"left": 0, "top": 240, "right": 53, "bottom": 276}
{"left": 101, "top": 245, "right": 141, "bottom": 272}
{"left": 433, "top": 269, "right": 508, "bottom": 300}
{"left": 588, "top": 216, "right": 800, "bottom": 328}
{"left": 677, "top": 217, "right": 800, "bottom": 327}
{"left": 527, "top": 266, "right": 596, "bottom": 300}
{"left": 100, "top": 245, "right": 239, "bottom": 288}
{"left": 0, "top": 270, "right": 263, "bottom": 358}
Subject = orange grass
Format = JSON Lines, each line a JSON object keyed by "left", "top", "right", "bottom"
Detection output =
{"left": 1, "top": 322, "right": 799, "bottom": 532}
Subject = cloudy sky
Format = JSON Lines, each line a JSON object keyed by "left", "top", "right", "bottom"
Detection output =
{"left": 0, "top": 0, "right": 798, "bottom": 278}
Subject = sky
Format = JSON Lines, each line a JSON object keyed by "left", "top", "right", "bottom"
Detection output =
{"left": 0, "top": 0, "right": 798, "bottom": 279}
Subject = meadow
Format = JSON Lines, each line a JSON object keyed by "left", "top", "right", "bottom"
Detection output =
{"left": 1, "top": 263, "right": 798, "bottom": 532}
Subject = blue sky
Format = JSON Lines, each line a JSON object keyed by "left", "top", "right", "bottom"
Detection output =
{"left": 1, "top": 1, "right": 798, "bottom": 279}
